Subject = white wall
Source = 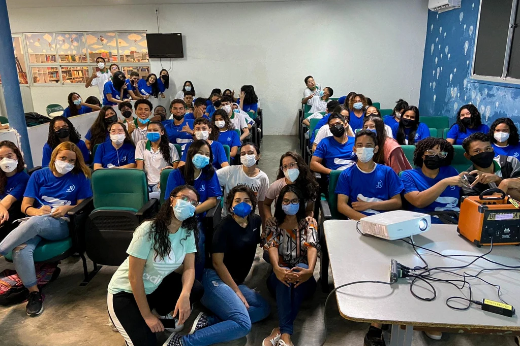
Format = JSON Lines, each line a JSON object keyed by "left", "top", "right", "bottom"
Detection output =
{"left": 8, "top": 0, "right": 428, "bottom": 135}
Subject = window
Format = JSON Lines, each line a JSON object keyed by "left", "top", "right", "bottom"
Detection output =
{"left": 473, "top": 0, "right": 520, "bottom": 81}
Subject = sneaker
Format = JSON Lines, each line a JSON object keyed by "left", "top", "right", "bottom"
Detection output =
{"left": 26, "top": 291, "right": 44, "bottom": 317}
{"left": 424, "top": 331, "right": 443, "bottom": 340}
{"left": 163, "top": 332, "right": 183, "bottom": 346}
{"left": 262, "top": 328, "right": 281, "bottom": 346}
{"left": 189, "top": 312, "right": 210, "bottom": 334}
{"left": 277, "top": 340, "right": 294, "bottom": 346}
{"left": 108, "top": 317, "right": 118, "bottom": 332}
{"left": 364, "top": 326, "right": 386, "bottom": 346}
{"left": 157, "top": 312, "right": 184, "bottom": 333}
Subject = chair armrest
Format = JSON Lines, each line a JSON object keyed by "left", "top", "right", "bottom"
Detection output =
{"left": 136, "top": 198, "right": 159, "bottom": 217}
{"left": 319, "top": 199, "right": 332, "bottom": 220}
{"left": 67, "top": 197, "right": 94, "bottom": 253}
{"left": 205, "top": 202, "right": 220, "bottom": 219}
{"left": 68, "top": 197, "right": 94, "bottom": 217}
{"left": 27, "top": 166, "right": 42, "bottom": 175}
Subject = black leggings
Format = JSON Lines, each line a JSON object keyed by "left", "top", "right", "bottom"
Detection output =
{"left": 107, "top": 271, "right": 204, "bottom": 346}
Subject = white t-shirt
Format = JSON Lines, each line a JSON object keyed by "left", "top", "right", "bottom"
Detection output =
{"left": 135, "top": 140, "right": 180, "bottom": 185}
{"left": 131, "top": 125, "right": 149, "bottom": 145}
{"left": 230, "top": 111, "right": 248, "bottom": 131}
{"left": 308, "top": 96, "right": 328, "bottom": 113}
{"left": 303, "top": 88, "right": 318, "bottom": 105}
{"left": 174, "top": 90, "right": 185, "bottom": 100}
{"left": 90, "top": 70, "right": 111, "bottom": 98}
{"left": 216, "top": 165, "right": 269, "bottom": 216}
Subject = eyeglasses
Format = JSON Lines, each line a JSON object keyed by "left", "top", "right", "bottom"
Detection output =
{"left": 282, "top": 198, "right": 299, "bottom": 206}
{"left": 281, "top": 162, "right": 298, "bottom": 171}
{"left": 174, "top": 195, "right": 198, "bottom": 207}
{"left": 424, "top": 150, "right": 448, "bottom": 158}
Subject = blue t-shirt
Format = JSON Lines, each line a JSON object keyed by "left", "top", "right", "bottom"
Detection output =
{"left": 181, "top": 141, "right": 228, "bottom": 169}
{"left": 0, "top": 171, "right": 30, "bottom": 201}
{"left": 125, "top": 79, "right": 134, "bottom": 91}
{"left": 311, "top": 113, "right": 330, "bottom": 144}
{"left": 217, "top": 130, "right": 241, "bottom": 150}
{"left": 492, "top": 143, "right": 520, "bottom": 159}
{"left": 103, "top": 81, "right": 130, "bottom": 106}
{"left": 349, "top": 111, "right": 366, "bottom": 132}
{"left": 24, "top": 167, "right": 92, "bottom": 207}
{"left": 206, "top": 105, "right": 216, "bottom": 118}
{"left": 446, "top": 124, "right": 490, "bottom": 145}
{"left": 162, "top": 119, "right": 194, "bottom": 152}
{"left": 236, "top": 99, "right": 258, "bottom": 113}
{"left": 335, "top": 164, "right": 404, "bottom": 216}
{"left": 84, "top": 129, "right": 110, "bottom": 143}
{"left": 62, "top": 105, "right": 92, "bottom": 118}
{"left": 383, "top": 115, "right": 399, "bottom": 130}
{"left": 185, "top": 113, "right": 195, "bottom": 121}
{"left": 393, "top": 122, "right": 431, "bottom": 144}
{"left": 42, "top": 140, "right": 90, "bottom": 167}
{"left": 137, "top": 79, "right": 156, "bottom": 96}
{"left": 93, "top": 141, "right": 135, "bottom": 168}
{"left": 313, "top": 136, "right": 356, "bottom": 171}
{"left": 338, "top": 96, "right": 347, "bottom": 105}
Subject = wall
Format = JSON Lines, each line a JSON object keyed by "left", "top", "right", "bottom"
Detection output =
{"left": 419, "top": 0, "right": 520, "bottom": 127}
{"left": 8, "top": 0, "right": 428, "bottom": 135}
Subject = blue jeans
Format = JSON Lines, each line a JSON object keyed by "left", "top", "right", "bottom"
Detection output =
{"left": 0, "top": 216, "right": 69, "bottom": 288}
{"left": 266, "top": 263, "right": 316, "bottom": 335}
{"left": 182, "top": 269, "right": 271, "bottom": 346}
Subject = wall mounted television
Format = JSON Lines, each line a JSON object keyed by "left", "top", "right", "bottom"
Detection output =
{"left": 146, "top": 33, "right": 184, "bottom": 58}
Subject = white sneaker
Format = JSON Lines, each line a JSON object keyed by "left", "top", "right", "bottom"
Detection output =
{"left": 189, "top": 312, "right": 210, "bottom": 334}
{"left": 424, "top": 331, "right": 443, "bottom": 340}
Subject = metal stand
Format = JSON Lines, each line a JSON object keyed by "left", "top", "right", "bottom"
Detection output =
{"left": 388, "top": 324, "right": 413, "bottom": 346}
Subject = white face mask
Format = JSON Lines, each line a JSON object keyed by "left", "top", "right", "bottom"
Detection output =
{"left": 194, "top": 131, "right": 209, "bottom": 141}
{"left": 55, "top": 160, "right": 74, "bottom": 175}
{"left": 184, "top": 86, "right": 192, "bottom": 92}
{"left": 222, "top": 105, "right": 232, "bottom": 114}
{"left": 0, "top": 158, "right": 18, "bottom": 173}
{"left": 110, "top": 134, "right": 126, "bottom": 145}
{"left": 494, "top": 132, "right": 510, "bottom": 143}
{"left": 215, "top": 121, "right": 226, "bottom": 129}
{"left": 356, "top": 147, "right": 375, "bottom": 163}
{"left": 284, "top": 168, "right": 300, "bottom": 183}
{"left": 395, "top": 112, "right": 401, "bottom": 119}
{"left": 97, "top": 62, "right": 105, "bottom": 69}
{"left": 240, "top": 154, "right": 257, "bottom": 168}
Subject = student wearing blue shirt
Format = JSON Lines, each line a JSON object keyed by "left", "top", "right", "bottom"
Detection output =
{"left": 0, "top": 141, "right": 30, "bottom": 241}
{"left": 137, "top": 73, "right": 165, "bottom": 99}
{"left": 187, "top": 97, "right": 208, "bottom": 122}
{"left": 401, "top": 138, "right": 464, "bottom": 223}
{"left": 394, "top": 106, "right": 431, "bottom": 145}
{"left": 489, "top": 117, "right": 520, "bottom": 159}
{"left": 162, "top": 99, "right": 194, "bottom": 152}
{"left": 126, "top": 71, "right": 143, "bottom": 100}
{"left": 347, "top": 93, "right": 368, "bottom": 132}
{"left": 164, "top": 139, "right": 222, "bottom": 279}
{"left": 447, "top": 104, "right": 490, "bottom": 145}
{"left": 238, "top": 85, "right": 259, "bottom": 113}
{"left": 93, "top": 122, "right": 136, "bottom": 170}
{"left": 212, "top": 109, "right": 241, "bottom": 160}
{"left": 183, "top": 91, "right": 195, "bottom": 112}
{"left": 62, "top": 92, "right": 100, "bottom": 118}
{"left": 42, "top": 116, "right": 90, "bottom": 166}
{"left": 308, "top": 100, "right": 340, "bottom": 144}
{"left": 179, "top": 118, "right": 229, "bottom": 169}
{"left": 0, "top": 141, "right": 92, "bottom": 317}
{"left": 103, "top": 71, "right": 131, "bottom": 106}
{"left": 383, "top": 99, "right": 408, "bottom": 131}
{"left": 310, "top": 113, "right": 356, "bottom": 174}
{"left": 84, "top": 106, "right": 117, "bottom": 151}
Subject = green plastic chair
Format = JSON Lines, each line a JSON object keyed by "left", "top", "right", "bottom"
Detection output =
{"left": 442, "top": 127, "right": 449, "bottom": 139}
{"left": 309, "top": 118, "right": 321, "bottom": 139}
{"left": 380, "top": 109, "right": 393, "bottom": 117}
{"left": 223, "top": 145, "right": 231, "bottom": 163}
{"left": 330, "top": 97, "right": 339, "bottom": 101}
{"left": 400, "top": 145, "right": 416, "bottom": 165}
{"left": 247, "top": 111, "right": 257, "bottom": 120}
{"left": 173, "top": 144, "right": 182, "bottom": 158}
{"left": 421, "top": 116, "right": 450, "bottom": 132}
{"left": 46, "top": 104, "right": 64, "bottom": 117}
{"left": 429, "top": 128, "right": 438, "bottom": 138}
{"left": 452, "top": 145, "right": 470, "bottom": 173}
{"left": 234, "top": 129, "right": 241, "bottom": 138}
{"left": 303, "top": 104, "right": 311, "bottom": 113}
{"left": 0, "top": 116, "right": 8, "bottom": 124}
{"left": 372, "top": 102, "right": 381, "bottom": 110}
{"left": 91, "top": 144, "right": 100, "bottom": 162}
{"left": 160, "top": 168, "right": 173, "bottom": 203}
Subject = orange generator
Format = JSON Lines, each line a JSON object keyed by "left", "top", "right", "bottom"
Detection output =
{"left": 458, "top": 188, "right": 520, "bottom": 247}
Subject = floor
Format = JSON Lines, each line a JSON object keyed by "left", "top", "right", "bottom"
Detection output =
{"left": 0, "top": 135, "right": 517, "bottom": 346}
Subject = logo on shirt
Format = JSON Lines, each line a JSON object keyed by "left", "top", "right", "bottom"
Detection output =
{"left": 514, "top": 152, "right": 519, "bottom": 158}
{"left": 66, "top": 185, "right": 76, "bottom": 193}
{"left": 6, "top": 187, "right": 13, "bottom": 193}
{"left": 227, "top": 137, "right": 231, "bottom": 142}
{"left": 199, "top": 185, "right": 206, "bottom": 192}
{"left": 376, "top": 180, "right": 383, "bottom": 189}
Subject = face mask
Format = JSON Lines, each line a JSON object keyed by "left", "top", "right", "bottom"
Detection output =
{"left": 353, "top": 102, "right": 363, "bottom": 110}
{"left": 194, "top": 131, "right": 209, "bottom": 141}
{"left": 105, "top": 115, "right": 117, "bottom": 124}
{"left": 368, "top": 128, "right": 377, "bottom": 135}
{"left": 284, "top": 168, "right": 300, "bottom": 183}
{"left": 222, "top": 105, "right": 232, "bottom": 114}
{"left": 330, "top": 123, "right": 346, "bottom": 138}
{"left": 97, "top": 62, "right": 105, "bottom": 69}
{"left": 356, "top": 147, "right": 375, "bottom": 163}
{"left": 73, "top": 98, "right": 82, "bottom": 106}
{"left": 113, "top": 77, "right": 125, "bottom": 90}
{"left": 122, "top": 110, "right": 133, "bottom": 119}
{"left": 55, "top": 128, "right": 70, "bottom": 139}
{"left": 147, "top": 132, "right": 161, "bottom": 142}
{"left": 470, "top": 151, "right": 495, "bottom": 169}
{"left": 395, "top": 112, "right": 401, "bottom": 119}
{"left": 240, "top": 154, "right": 257, "bottom": 168}
{"left": 423, "top": 155, "right": 443, "bottom": 170}
{"left": 319, "top": 90, "right": 324, "bottom": 97}
{"left": 110, "top": 134, "right": 126, "bottom": 145}
{"left": 0, "top": 158, "right": 18, "bottom": 173}
{"left": 282, "top": 203, "right": 300, "bottom": 216}
{"left": 184, "top": 86, "right": 192, "bottom": 92}
{"left": 172, "top": 114, "right": 184, "bottom": 121}
{"left": 192, "top": 154, "right": 210, "bottom": 169}
{"left": 233, "top": 109, "right": 240, "bottom": 114}
{"left": 215, "top": 121, "right": 225, "bottom": 129}
{"left": 401, "top": 118, "right": 413, "bottom": 128}
{"left": 494, "top": 132, "right": 510, "bottom": 143}
{"left": 55, "top": 160, "right": 74, "bottom": 175}
{"left": 232, "top": 202, "right": 252, "bottom": 218}
{"left": 461, "top": 117, "right": 472, "bottom": 127}
{"left": 161, "top": 75, "right": 168, "bottom": 81}
{"left": 137, "top": 118, "right": 150, "bottom": 125}
{"left": 173, "top": 199, "right": 196, "bottom": 222}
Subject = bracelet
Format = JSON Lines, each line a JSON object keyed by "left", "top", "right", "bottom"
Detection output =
{"left": 24, "top": 205, "right": 33, "bottom": 215}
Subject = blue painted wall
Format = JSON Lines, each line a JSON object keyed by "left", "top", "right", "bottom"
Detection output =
{"left": 419, "top": 0, "right": 520, "bottom": 128}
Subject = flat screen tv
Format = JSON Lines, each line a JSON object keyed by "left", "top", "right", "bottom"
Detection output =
{"left": 146, "top": 33, "right": 184, "bottom": 58}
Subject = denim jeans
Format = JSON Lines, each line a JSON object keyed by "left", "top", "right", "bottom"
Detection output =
{"left": 266, "top": 263, "right": 316, "bottom": 335}
{"left": 0, "top": 216, "right": 69, "bottom": 288}
{"left": 182, "top": 268, "right": 270, "bottom": 346}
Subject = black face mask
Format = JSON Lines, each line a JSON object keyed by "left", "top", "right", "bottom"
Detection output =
{"left": 470, "top": 151, "right": 495, "bottom": 169}
{"left": 122, "top": 110, "right": 133, "bottom": 119}
{"left": 423, "top": 155, "right": 443, "bottom": 170}
{"left": 161, "top": 75, "right": 168, "bottom": 81}
{"left": 55, "top": 128, "right": 70, "bottom": 139}
{"left": 213, "top": 100, "right": 222, "bottom": 108}
{"left": 401, "top": 118, "right": 413, "bottom": 128}
{"left": 330, "top": 123, "right": 346, "bottom": 138}
{"left": 113, "top": 77, "right": 125, "bottom": 90}
{"left": 461, "top": 117, "right": 472, "bottom": 127}
{"left": 105, "top": 115, "right": 117, "bottom": 124}
{"left": 172, "top": 114, "right": 184, "bottom": 121}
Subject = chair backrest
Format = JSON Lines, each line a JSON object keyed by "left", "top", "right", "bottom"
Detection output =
{"left": 92, "top": 143, "right": 100, "bottom": 160}
{"left": 222, "top": 145, "right": 231, "bottom": 162}
{"left": 421, "top": 116, "right": 450, "bottom": 131}
{"left": 429, "top": 128, "right": 438, "bottom": 138}
{"left": 329, "top": 97, "right": 339, "bottom": 101}
{"left": 452, "top": 145, "right": 469, "bottom": 173}
{"left": 309, "top": 118, "right": 321, "bottom": 140}
{"left": 380, "top": 109, "right": 393, "bottom": 117}
{"left": 159, "top": 168, "right": 174, "bottom": 203}
{"left": 0, "top": 116, "right": 8, "bottom": 124}
{"left": 92, "top": 169, "right": 148, "bottom": 210}
{"left": 234, "top": 129, "right": 241, "bottom": 138}
{"left": 247, "top": 111, "right": 257, "bottom": 119}
{"left": 400, "top": 145, "right": 416, "bottom": 165}
{"left": 46, "top": 104, "right": 64, "bottom": 117}
{"left": 303, "top": 104, "right": 311, "bottom": 113}
{"left": 372, "top": 102, "right": 381, "bottom": 110}
{"left": 442, "top": 127, "right": 449, "bottom": 139}
{"left": 173, "top": 144, "right": 182, "bottom": 158}
{"left": 327, "top": 170, "right": 346, "bottom": 220}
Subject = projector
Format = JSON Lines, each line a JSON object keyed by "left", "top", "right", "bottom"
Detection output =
{"left": 359, "top": 211, "right": 431, "bottom": 240}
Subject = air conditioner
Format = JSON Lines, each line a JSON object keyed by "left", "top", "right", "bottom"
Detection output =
{"left": 428, "top": 0, "right": 461, "bottom": 13}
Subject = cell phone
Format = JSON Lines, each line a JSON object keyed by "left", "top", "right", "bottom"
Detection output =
{"left": 461, "top": 174, "right": 473, "bottom": 188}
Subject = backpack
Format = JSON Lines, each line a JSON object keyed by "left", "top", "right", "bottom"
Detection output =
{"left": 498, "top": 155, "right": 513, "bottom": 179}
{"left": 24, "top": 112, "right": 50, "bottom": 127}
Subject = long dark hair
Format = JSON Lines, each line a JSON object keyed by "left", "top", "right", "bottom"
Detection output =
{"left": 179, "top": 140, "right": 215, "bottom": 185}
{"left": 226, "top": 185, "right": 257, "bottom": 215}
{"left": 363, "top": 116, "right": 388, "bottom": 164}
{"left": 0, "top": 141, "right": 25, "bottom": 195}
{"left": 274, "top": 185, "right": 307, "bottom": 226}
{"left": 276, "top": 151, "right": 318, "bottom": 202}
{"left": 85, "top": 96, "right": 101, "bottom": 107}
{"left": 182, "top": 80, "right": 195, "bottom": 94}
{"left": 489, "top": 117, "right": 519, "bottom": 145}
{"left": 47, "top": 116, "right": 81, "bottom": 150}
{"left": 241, "top": 85, "right": 258, "bottom": 104}
{"left": 89, "top": 106, "right": 115, "bottom": 148}
{"left": 343, "top": 92, "right": 357, "bottom": 110}
{"left": 145, "top": 73, "right": 160, "bottom": 98}
{"left": 396, "top": 106, "right": 420, "bottom": 145}
{"left": 393, "top": 99, "right": 409, "bottom": 117}
{"left": 67, "top": 92, "right": 81, "bottom": 117}
{"left": 148, "top": 121, "right": 173, "bottom": 165}
{"left": 210, "top": 109, "right": 235, "bottom": 141}
{"left": 454, "top": 104, "right": 482, "bottom": 133}
{"left": 150, "top": 185, "right": 200, "bottom": 261}
{"left": 160, "top": 69, "right": 169, "bottom": 89}
{"left": 108, "top": 122, "right": 135, "bottom": 147}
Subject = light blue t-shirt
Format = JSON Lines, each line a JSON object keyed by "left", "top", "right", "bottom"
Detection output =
{"left": 446, "top": 124, "right": 490, "bottom": 145}
{"left": 93, "top": 141, "right": 135, "bottom": 168}
{"left": 313, "top": 136, "right": 356, "bottom": 171}
{"left": 107, "top": 220, "right": 197, "bottom": 295}
{"left": 181, "top": 141, "right": 228, "bottom": 169}
{"left": 492, "top": 143, "right": 520, "bottom": 159}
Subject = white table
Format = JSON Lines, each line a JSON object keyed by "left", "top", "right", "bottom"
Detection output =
{"left": 324, "top": 220, "right": 520, "bottom": 346}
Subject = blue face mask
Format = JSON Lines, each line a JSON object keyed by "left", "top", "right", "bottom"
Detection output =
{"left": 233, "top": 202, "right": 252, "bottom": 218}
{"left": 173, "top": 199, "right": 196, "bottom": 222}
{"left": 147, "top": 132, "right": 161, "bottom": 142}
{"left": 138, "top": 118, "right": 150, "bottom": 125}
{"left": 368, "top": 128, "right": 377, "bottom": 135}
{"left": 282, "top": 203, "right": 300, "bottom": 216}
{"left": 353, "top": 102, "right": 364, "bottom": 110}
{"left": 192, "top": 154, "right": 210, "bottom": 169}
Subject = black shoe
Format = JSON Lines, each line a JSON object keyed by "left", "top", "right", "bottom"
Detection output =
{"left": 364, "top": 326, "right": 386, "bottom": 346}
{"left": 26, "top": 291, "right": 44, "bottom": 317}
{"left": 189, "top": 312, "right": 210, "bottom": 334}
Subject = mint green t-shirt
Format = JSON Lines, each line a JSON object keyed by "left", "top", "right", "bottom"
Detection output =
{"left": 108, "top": 220, "right": 197, "bottom": 295}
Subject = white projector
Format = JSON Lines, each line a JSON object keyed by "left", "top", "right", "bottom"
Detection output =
{"left": 359, "top": 211, "right": 431, "bottom": 240}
